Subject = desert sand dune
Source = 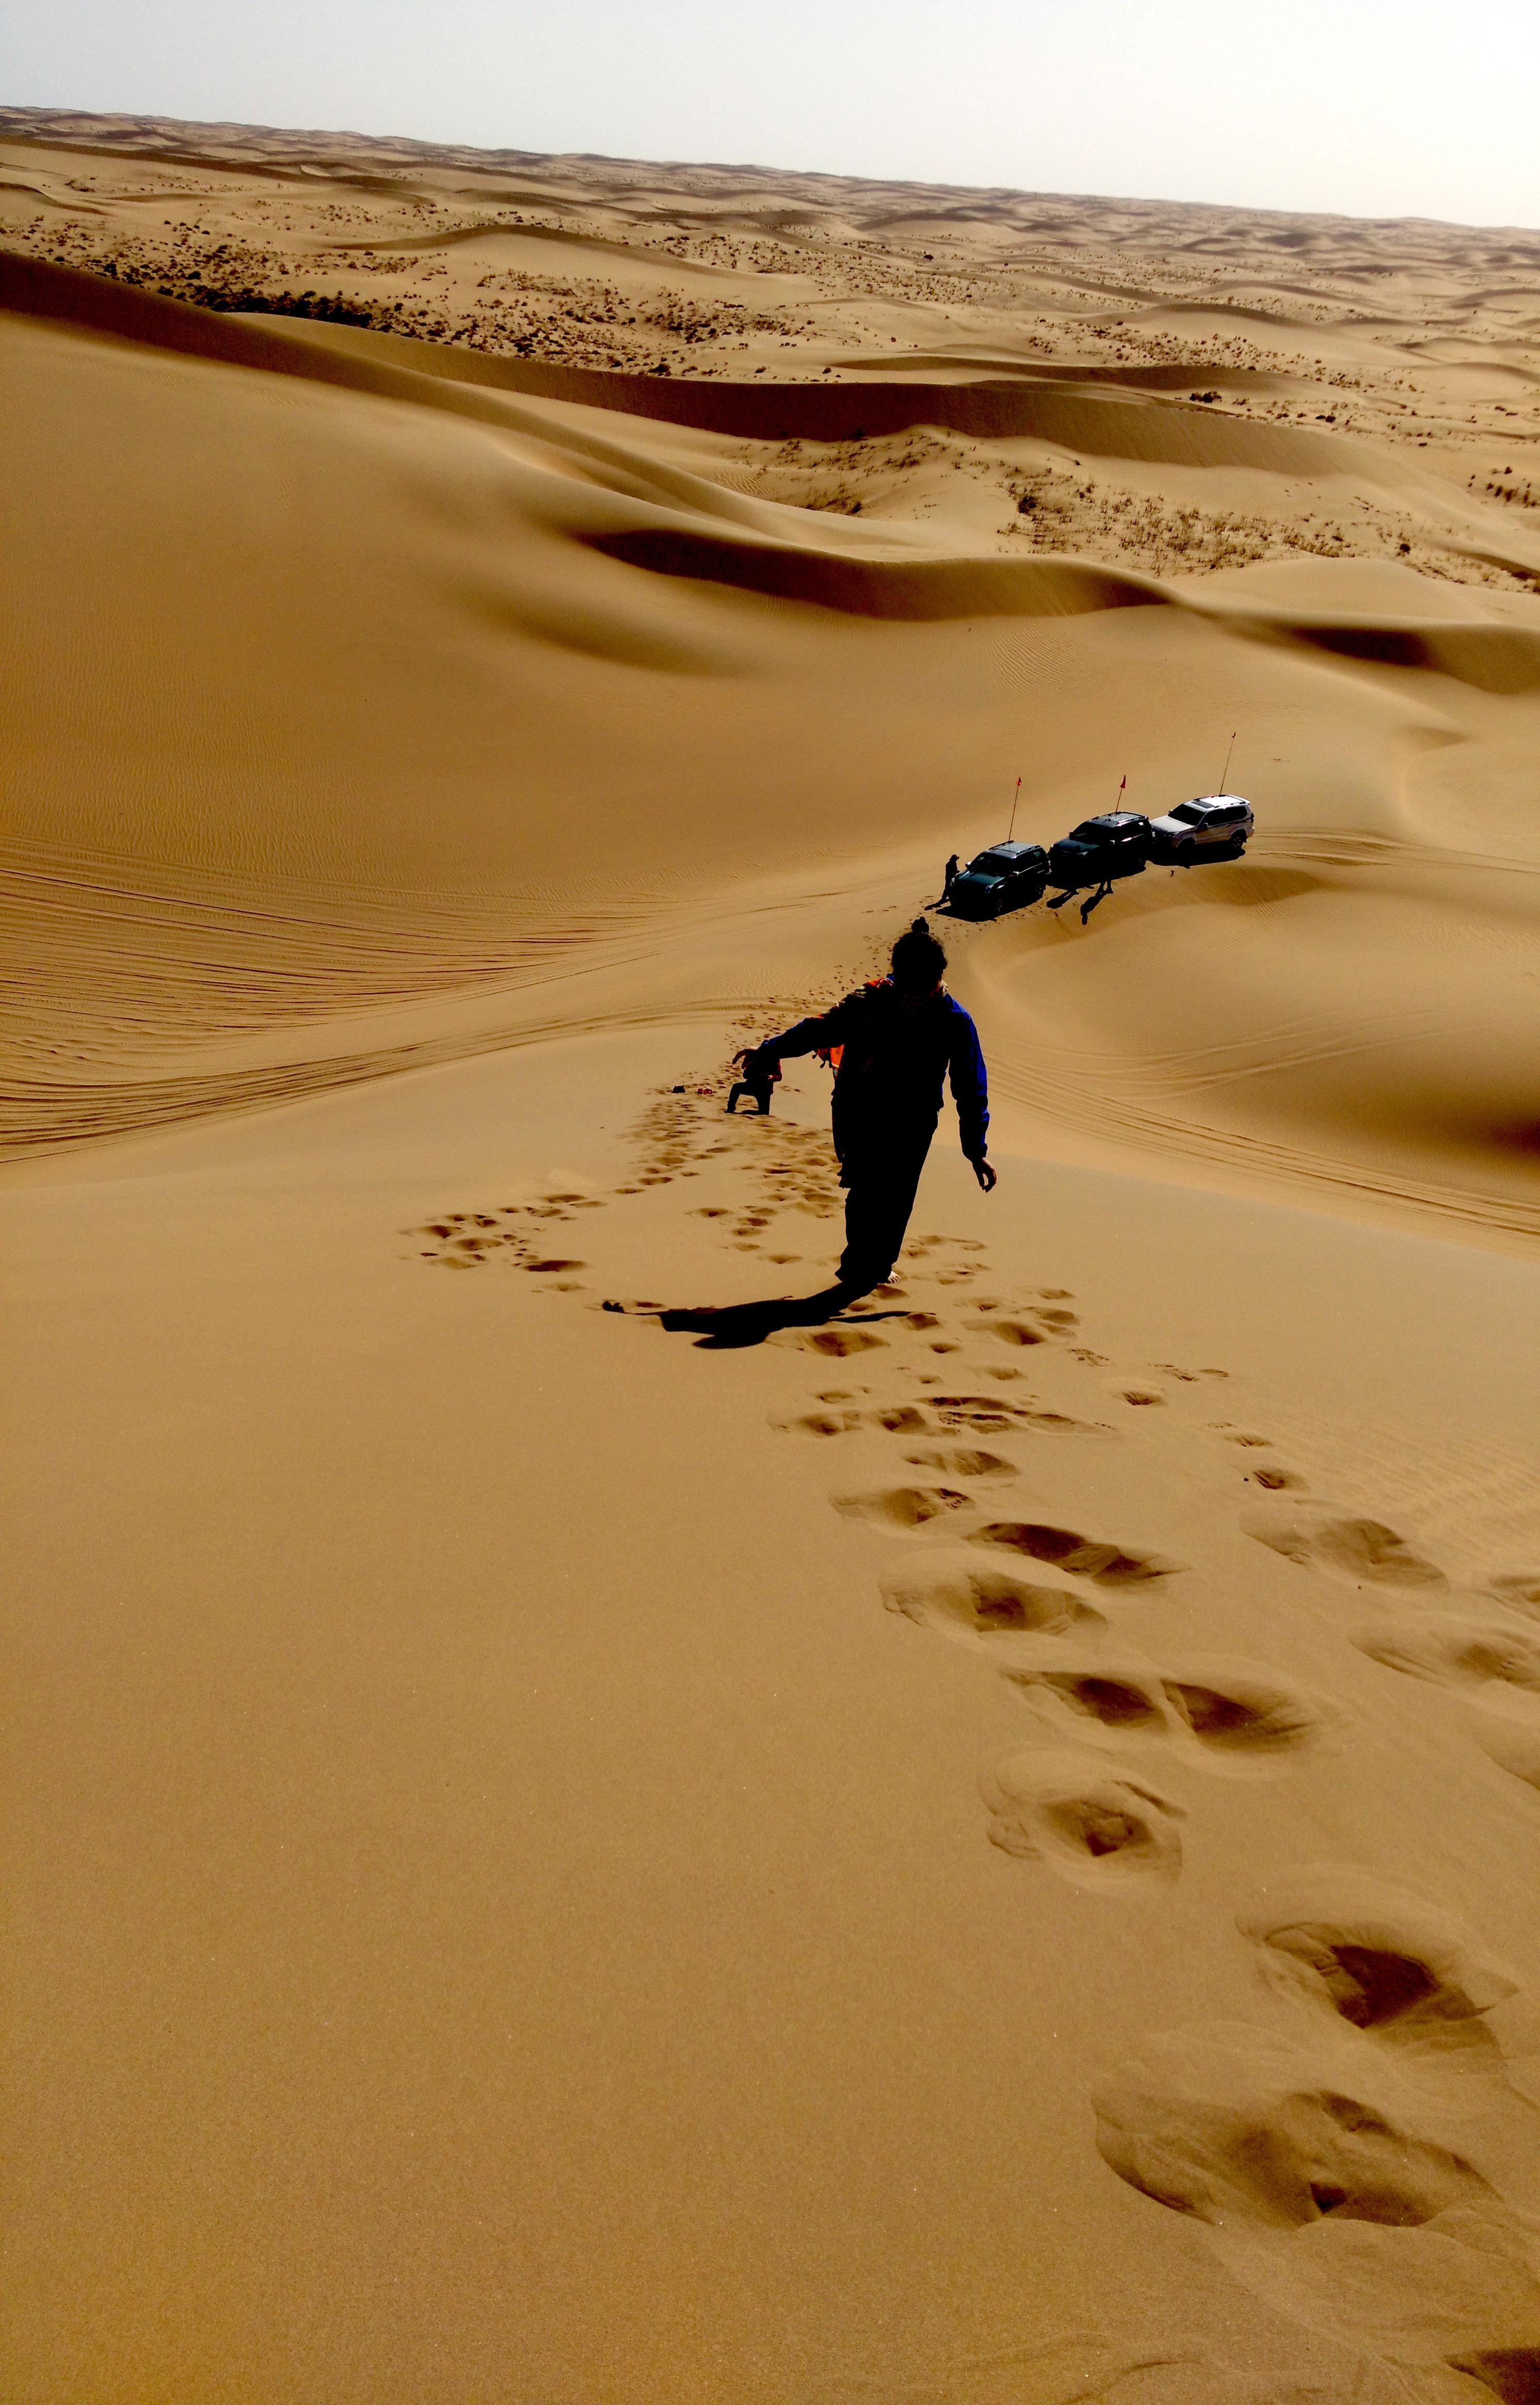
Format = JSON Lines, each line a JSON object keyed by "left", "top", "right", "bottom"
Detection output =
{"left": 4, "top": 106, "right": 1540, "bottom": 2405}
{"left": 7, "top": 238, "right": 1535, "bottom": 1231}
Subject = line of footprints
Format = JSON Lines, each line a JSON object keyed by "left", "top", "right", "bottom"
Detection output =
{"left": 411, "top": 1078, "right": 1540, "bottom": 2398}
{"left": 740, "top": 1153, "right": 1540, "bottom": 2396}
{"left": 804, "top": 1392, "right": 1540, "bottom": 1898}
{"left": 408, "top": 1074, "right": 1540, "bottom": 1894}
{"left": 769, "top": 1304, "right": 1540, "bottom": 2383}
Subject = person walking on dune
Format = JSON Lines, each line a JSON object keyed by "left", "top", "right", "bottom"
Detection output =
{"left": 733, "top": 918, "right": 995, "bottom": 1298}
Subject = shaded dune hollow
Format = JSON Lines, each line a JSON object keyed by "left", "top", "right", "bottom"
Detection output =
{"left": 0, "top": 253, "right": 1368, "bottom": 466}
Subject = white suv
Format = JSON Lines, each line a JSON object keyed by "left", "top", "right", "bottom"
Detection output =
{"left": 1147, "top": 794, "right": 1254, "bottom": 865}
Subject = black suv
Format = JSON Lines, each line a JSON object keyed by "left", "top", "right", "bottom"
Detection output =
{"left": 947, "top": 841, "right": 1050, "bottom": 920}
{"left": 1047, "top": 812, "right": 1152, "bottom": 891}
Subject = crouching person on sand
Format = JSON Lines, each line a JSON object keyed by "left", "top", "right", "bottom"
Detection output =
{"left": 733, "top": 918, "right": 995, "bottom": 1299}
{"left": 725, "top": 1055, "right": 781, "bottom": 1115}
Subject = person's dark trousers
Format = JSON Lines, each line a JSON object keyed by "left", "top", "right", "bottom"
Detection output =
{"left": 837, "top": 1133, "right": 933, "bottom": 1291}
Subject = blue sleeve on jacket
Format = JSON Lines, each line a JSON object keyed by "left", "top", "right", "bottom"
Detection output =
{"left": 947, "top": 1004, "right": 989, "bottom": 1159}
{"left": 762, "top": 993, "right": 862, "bottom": 1061}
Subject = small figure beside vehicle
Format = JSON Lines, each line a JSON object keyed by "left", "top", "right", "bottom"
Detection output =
{"left": 946, "top": 841, "right": 1050, "bottom": 921}
{"left": 1047, "top": 811, "right": 1151, "bottom": 894}
{"left": 940, "top": 793, "right": 1253, "bottom": 925}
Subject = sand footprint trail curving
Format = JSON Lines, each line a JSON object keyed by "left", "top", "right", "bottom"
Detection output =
{"left": 8, "top": 989, "right": 1540, "bottom": 2401}
{"left": 7, "top": 110, "right": 1540, "bottom": 2405}
{"left": 478, "top": 1070, "right": 1540, "bottom": 2387}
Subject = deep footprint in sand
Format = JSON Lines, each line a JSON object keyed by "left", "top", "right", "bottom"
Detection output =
{"left": 1007, "top": 1663, "right": 1169, "bottom": 1735}
{"left": 773, "top": 1407, "right": 866, "bottom": 1438}
{"left": 881, "top": 1558, "right": 1106, "bottom": 1647}
{"left": 970, "top": 1521, "right": 1183, "bottom": 1586}
{"left": 1159, "top": 1658, "right": 1333, "bottom": 1763}
{"left": 777, "top": 1326, "right": 890, "bottom": 1359}
{"left": 1087, "top": 2020, "right": 1540, "bottom": 2357}
{"left": 1448, "top": 2349, "right": 1540, "bottom": 2400}
{"left": 1353, "top": 1612, "right": 1540, "bottom": 1699}
{"left": 1352, "top": 1612, "right": 1540, "bottom": 1791}
{"left": 931, "top": 1393, "right": 1110, "bottom": 1438}
{"left": 1095, "top": 2024, "right": 1504, "bottom": 2228}
{"left": 1237, "top": 1867, "right": 1523, "bottom": 2059}
{"left": 771, "top": 1402, "right": 940, "bottom": 1440}
{"left": 1092, "top": 2023, "right": 1540, "bottom": 2364}
{"left": 979, "top": 1748, "right": 1184, "bottom": 1888}
{"left": 1242, "top": 1500, "right": 1448, "bottom": 1593}
{"left": 901, "top": 1446, "right": 1016, "bottom": 1481}
{"left": 987, "top": 1318, "right": 1048, "bottom": 1348}
{"left": 1002, "top": 1652, "right": 1329, "bottom": 1770}
{"left": 832, "top": 1485, "right": 975, "bottom": 1533}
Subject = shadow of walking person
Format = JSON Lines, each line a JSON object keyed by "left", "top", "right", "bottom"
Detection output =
{"left": 605, "top": 1287, "right": 907, "bottom": 1350}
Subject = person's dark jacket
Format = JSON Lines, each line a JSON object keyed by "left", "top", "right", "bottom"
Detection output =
{"left": 762, "top": 982, "right": 989, "bottom": 1171}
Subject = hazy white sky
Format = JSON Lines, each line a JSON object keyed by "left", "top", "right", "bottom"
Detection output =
{"left": 7, "top": 0, "right": 1540, "bottom": 228}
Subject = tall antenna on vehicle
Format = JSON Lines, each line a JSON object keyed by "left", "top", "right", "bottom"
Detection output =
{"left": 1217, "top": 730, "right": 1237, "bottom": 793}
{"left": 1007, "top": 775, "right": 1022, "bottom": 842}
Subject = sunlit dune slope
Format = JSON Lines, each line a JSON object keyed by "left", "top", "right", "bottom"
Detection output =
{"left": 11, "top": 112, "right": 1540, "bottom": 2405}
{"left": 2, "top": 166, "right": 1538, "bottom": 1247}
